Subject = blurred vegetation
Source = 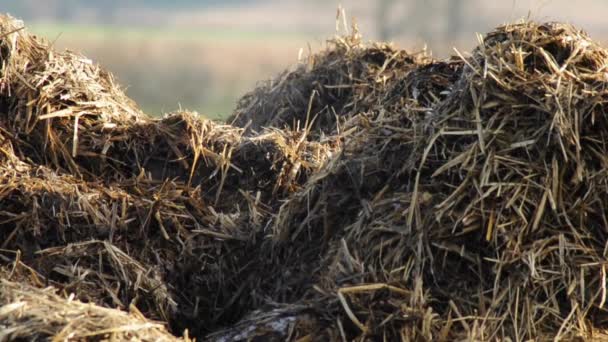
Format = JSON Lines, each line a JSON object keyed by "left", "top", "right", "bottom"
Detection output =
{"left": 5, "top": 1, "right": 252, "bottom": 20}
{"left": 29, "top": 22, "right": 306, "bottom": 119}
{"left": 9, "top": 0, "right": 608, "bottom": 119}
{"left": 6, "top": 0, "right": 473, "bottom": 119}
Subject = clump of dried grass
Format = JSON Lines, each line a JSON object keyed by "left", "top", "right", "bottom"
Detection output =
{"left": 0, "top": 276, "right": 186, "bottom": 342}
{"left": 0, "top": 16, "right": 145, "bottom": 178}
{"left": 229, "top": 27, "right": 428, "bottom": 137}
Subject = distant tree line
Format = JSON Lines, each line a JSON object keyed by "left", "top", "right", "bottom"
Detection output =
{"left": 4, "top": 0, "right": 252, "bottom": 22}
{"left": 376, "top": 0, "right": 466, "bottom": 46}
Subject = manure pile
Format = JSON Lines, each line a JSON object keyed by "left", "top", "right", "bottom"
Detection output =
{"left": 2, "top": 13, "right": 608, "bottom": 341}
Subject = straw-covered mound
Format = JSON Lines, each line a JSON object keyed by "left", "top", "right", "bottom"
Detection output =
{"left": 0, "top": 14, "right": 333, "bottom": 339}
{"left": 3, "top": 13, "right": 608, "bottom": 341}
{"left": 0, "top": 267, "right": 184, "bottom": 342}
{"left": 229, "top": 30, "right": 429, "bottom": 137}
{"left": 265, "top": 22, "right": 608, "bottom": 340}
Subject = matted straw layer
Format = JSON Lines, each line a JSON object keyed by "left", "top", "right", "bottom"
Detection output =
{"left": 2, "top": 13, "right": 608, "bottom": 341}
{"left": 0, "top": 270, "right": 185, "bottom": 342}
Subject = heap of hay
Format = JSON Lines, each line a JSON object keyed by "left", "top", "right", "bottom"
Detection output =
{"left": 262, "top": 22, "right": 608, "bottom": 340}
{"left": 3, "top": 13, "right": 608, "bottom": 341}
{"left": 229, "top": 29, "right": 428, "bottom": 136}
{"left": 0, "top": 14, "right": 332, "bottom": 338}
{"left": 0, "top": 269, "right": 184, "bottom": 342}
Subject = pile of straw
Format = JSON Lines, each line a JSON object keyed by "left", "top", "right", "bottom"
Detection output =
{"left": 2, "top": 14, "right": 608, "bottom": 341}
{"left": 0, "top": 268, "right": 184, "bottom": 342}
{"left": 0, "top": 14, "right": 332, "bottom": 339}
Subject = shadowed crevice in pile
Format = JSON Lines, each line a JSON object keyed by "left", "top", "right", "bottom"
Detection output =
{"left": 2, "top": 14, "right": 608, "bottom": 341}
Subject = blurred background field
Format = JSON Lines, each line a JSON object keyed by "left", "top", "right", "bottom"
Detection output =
{"left": 7, "top": 0, "right": 608, "bottom": 119}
